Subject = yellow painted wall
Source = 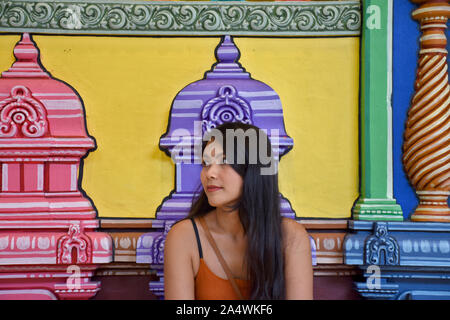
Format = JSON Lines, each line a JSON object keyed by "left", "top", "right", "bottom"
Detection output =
{"left": 0, "top": 35, "right": 359, "bottom": 219}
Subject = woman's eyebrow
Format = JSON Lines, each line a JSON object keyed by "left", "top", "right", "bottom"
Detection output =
{"left": 203, "top": 150, "right": 224, "bottom": 157}
{"left": 202, "top": 152, "right": 224, "bottom": 161}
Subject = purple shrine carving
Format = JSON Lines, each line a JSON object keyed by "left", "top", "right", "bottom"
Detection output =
{"left": 136, "top": 35, "right": 295, "bottom": 298}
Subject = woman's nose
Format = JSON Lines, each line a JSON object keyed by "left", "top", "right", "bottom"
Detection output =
{"left": 205, "top": 163, "right": 219, "bottom": 179}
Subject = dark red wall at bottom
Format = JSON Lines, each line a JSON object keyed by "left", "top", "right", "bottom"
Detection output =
{"left": 313, "top": 276, "right": 362, "bottom": 300}
{"left": 91, "top": 275, "right": 362, "bottom": 300}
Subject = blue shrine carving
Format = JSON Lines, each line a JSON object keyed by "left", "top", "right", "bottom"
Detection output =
{"left": 365, "top": 222, "right": 400, "bottom": 265}
{"left": 344, "top": 221, "right": 450, "bottom": 300}
{"left": 201, "top": 85, "right": 252, "bottom": 132}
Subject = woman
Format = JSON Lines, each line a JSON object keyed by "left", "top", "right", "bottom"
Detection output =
{"left": 164, "top": 122, "right": 313, "bottom": 300}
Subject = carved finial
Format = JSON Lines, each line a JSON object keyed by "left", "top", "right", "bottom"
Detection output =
{"left": 216, "top": 35, "right": 240, "bottom": 63}
{"left": 206, "top": 35, "right": 249, "bottom": 79}
{"left": 2, "top": 33, "right": 49, "bottom": 78}
{"left": 14, "top": 33, "right": 38, "bottom": 62}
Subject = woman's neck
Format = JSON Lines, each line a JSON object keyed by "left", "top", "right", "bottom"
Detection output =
{"left": 213, "top": 206, "right": 245, "bottom": 240}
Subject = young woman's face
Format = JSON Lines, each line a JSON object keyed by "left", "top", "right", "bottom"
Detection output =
{"left": 201, "top": 140, "right": 244, "bottom": 209}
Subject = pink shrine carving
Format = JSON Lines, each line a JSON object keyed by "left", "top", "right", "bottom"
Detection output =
{"left": 0, "top": 33, "right": 112, "bottom": 300}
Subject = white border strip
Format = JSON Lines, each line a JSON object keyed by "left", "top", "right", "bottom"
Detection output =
{"left": 2, "top": 164, "right": 8, "bottom": 192}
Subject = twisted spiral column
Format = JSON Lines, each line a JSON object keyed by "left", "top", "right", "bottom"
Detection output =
{"left": 403, "top": 0, "right": 450, "bottom": 222}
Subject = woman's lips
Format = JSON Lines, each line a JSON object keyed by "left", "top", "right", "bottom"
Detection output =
{"left": 207, "top": 186, "right": 222, "bottom": 192}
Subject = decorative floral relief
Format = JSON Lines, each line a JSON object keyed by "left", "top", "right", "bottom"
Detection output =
{"left": 0, "top": 86, "right": 47, "bottom": 138}
{"left": 439, "top": 240, "right": 450, "bottom": 254}
{"left": 37, "top": 237, "right": 50, "bottom": 250}
{"left": 0, "top": 236, "right": 9, "bottom": 250}
{"left": 119, "top": 237, "right": 132, "bottom": 249}
{"left": 141, "top": 235, "right": 154, "bottom": 249}
{"left": 57, "top": 224, "right": 91, "bottom": 264}
{"left": 202, "top": 85, "right": 252, "bottom": 132}
{"left": 365, "top": 222, "right": 400, "bottom": 266}
{"left": 153, "top": 234, "right": 165, "bottom": 265}
{"left": 0, "top": 1, "right": 361, "bottom": 35}
{"left": 16, "top": 236, "right": 31, "bottom": 250}
{"left": 323, "top": 238, "right": 336, "bottom": 251}
{"left": 100, "top": 237, "right": 110, "bottom": 251}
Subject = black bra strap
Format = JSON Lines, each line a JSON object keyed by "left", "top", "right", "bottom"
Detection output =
{"left": 190, "top": 218, "right": 203, "bottom": 259}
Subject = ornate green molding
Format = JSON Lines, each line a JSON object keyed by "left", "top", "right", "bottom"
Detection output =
{"left": 0, "top": 0, "right": 361, "bottom": 36}
{"left": 352, "top": 0, "right": 403, "bottom": 221}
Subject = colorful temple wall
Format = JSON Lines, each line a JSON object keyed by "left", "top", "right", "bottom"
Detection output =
{"left": 0, "top": 36, "right": 359, "bottom": 220}
{"left": 0, "top": 2, "right": 362, "bottom": 296}
{"left": 0, "top": 0, "right": 448, "bottom": 300}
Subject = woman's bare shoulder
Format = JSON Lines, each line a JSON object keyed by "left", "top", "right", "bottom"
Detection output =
{"left": 164, "top": 218, "right": 198, "bottom": 299}
{"left": 281, "top": 217, "right": 308, "bottom": 235}
{"left": 166, "top": 219, "right": 194, "bottom": 242}
{"left": 165, "top": 219, "right": 197, "bottom": 252}
{"left": 166, "top": 212, "right": 215, "bottom": 246}
{"left": 281, "top": 218, "right": 313, "bottom": 299}
{"left": 281, "top": 218, "right": 310, "bottom": 250}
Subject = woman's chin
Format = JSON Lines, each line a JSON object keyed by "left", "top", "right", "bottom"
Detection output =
{"left": 206, "top": 197, "right": 229, "bottom": 208}
{"left": 207, "top": 199, "right": 220, "bottom": 207}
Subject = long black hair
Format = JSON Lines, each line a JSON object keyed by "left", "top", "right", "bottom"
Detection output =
{"left": 187, "top": 121, "right": 285, "bottom": 300}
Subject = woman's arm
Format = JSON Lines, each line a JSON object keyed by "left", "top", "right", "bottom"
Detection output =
{"left": 283, "top": 218, "right": 314, "bottom": 300}
{"left": 164, "top": 219, "right": 196, "bottom": 300}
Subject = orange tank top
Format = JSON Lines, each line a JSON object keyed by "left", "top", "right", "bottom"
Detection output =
{"left": 191, "top": 218, "right": 251, "bottom": 300}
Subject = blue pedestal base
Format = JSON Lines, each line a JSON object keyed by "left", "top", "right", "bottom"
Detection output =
{"left": 344, "top": 221, "right": 450, "bottom": 300}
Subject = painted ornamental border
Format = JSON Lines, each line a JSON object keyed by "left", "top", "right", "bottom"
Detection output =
{"left": 0, "top": 0, "right": 361, "bottom": 36}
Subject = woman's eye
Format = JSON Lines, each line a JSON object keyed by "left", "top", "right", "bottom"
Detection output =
{"left": 201, "top": 158, "right": 228, "bottom": 166}
{"left": 201, "top": 160, "right": 210, "bottom": 167}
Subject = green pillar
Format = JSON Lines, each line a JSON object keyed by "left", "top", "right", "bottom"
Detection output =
{"left": 353, "top": 0, "right": 403, "bottom": 221}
